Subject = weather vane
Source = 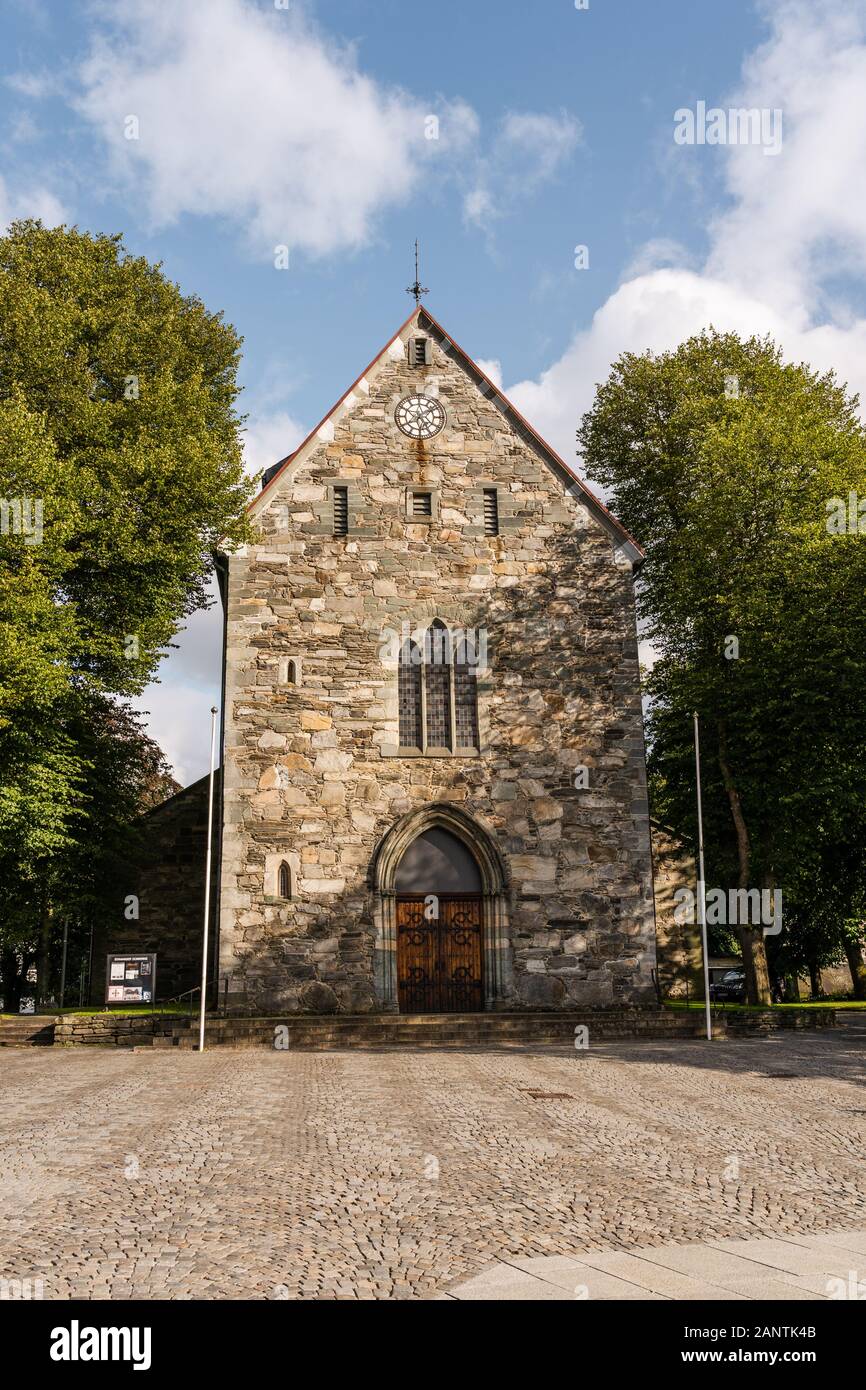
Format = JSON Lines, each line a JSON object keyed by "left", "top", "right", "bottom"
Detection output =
{"left": 406, "top": 239, "right": 429, "bottom": 305}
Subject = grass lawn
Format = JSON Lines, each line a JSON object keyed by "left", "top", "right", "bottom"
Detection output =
{"left": 59, "top": 1004, "right": 197, "bottom": 1016}
{"left": 665, "top": 998, "right": 866, "bottom": 1011}
{"left": 1, "top": 1003, "right": 197, "bottom": 1019}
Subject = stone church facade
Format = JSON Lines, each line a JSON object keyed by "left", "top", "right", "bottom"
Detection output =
{"left": 216, "top": 305, "right": 656, "bottom": 1015}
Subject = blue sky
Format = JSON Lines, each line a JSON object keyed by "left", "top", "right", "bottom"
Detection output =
{"left": 3, "top": 0, "right": 866, "bottom": 782}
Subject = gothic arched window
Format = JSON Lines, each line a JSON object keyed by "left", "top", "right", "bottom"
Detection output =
{"left": 286, "top": 660, "right": 298, "bottom": 685}
{"left": 398, "top": 640, "right": 422, "bottom": 749}
{"left": 395, "top": 623, "right": 481, "bottom": 754}
{"left": 278, "top": 861, "right": 292, "bottom": 900}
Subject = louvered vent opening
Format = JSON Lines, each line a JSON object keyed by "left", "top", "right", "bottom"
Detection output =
{"left": 409, "top": 337, "right": 431, "bottom": 367}
{"left": 412, "top": 491, "right": 433, "bottom": 518}
{"left": 483, "top": 488, "right": 499, "bottom": 536}
{"left": 333, "top": 486, "right": 349, "bottom": 536}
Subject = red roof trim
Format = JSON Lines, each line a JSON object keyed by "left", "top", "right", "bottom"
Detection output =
{"left": 249, "top": 303, "right": 420, "bottom": 513}
{"left": 249, "top": 303, "right": 643, "bottom": 559}
{"left": 418, "top": 307, "right": 643, "bottom": 557}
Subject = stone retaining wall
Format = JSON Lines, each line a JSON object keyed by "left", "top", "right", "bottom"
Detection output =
{"left": 51, "top": 1006, "right": 838, "bottom": 1048}
{"left": 720, "top": 1007, "right": 838, "bottom": 1035}
{"left": 54, "top": 1014, "right": 187, "bottom": 1047}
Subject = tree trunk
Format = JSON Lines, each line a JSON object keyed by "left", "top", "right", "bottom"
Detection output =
{"left": 807, "top": 958, "right": 822, "bottom": 1000}
{"left": 736, "top": 926, "right": 772, "bottom": 1005}
{"left": 843, "top": 937, "right": 866, "bottom": 1001}
{"left": 718, "top": 724, "right": 771, "bottom": 1005}
{"left": 0, "top": 948, "right": 24, "bottom": 1013}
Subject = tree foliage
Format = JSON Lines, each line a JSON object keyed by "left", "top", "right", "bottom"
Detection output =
{"left": 0, "top": 222, "right": 252, "bottom": 1007}
{"left": 579, "top": 329, "right": 866, "bottom": 1002}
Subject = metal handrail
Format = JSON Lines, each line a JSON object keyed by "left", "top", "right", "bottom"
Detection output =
{"left": 143, "top": 976, "right": 226, "bottom": 1035}
{"left": 159, "top": 974, "right": 225, "bottom": 1007}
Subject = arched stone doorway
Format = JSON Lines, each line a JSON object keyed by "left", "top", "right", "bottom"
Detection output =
{"left": 395, "top": 828, "right": 483, "bottom": 1012}
{"left": 370, "top": 804, "right": 512, "bottom": 1013}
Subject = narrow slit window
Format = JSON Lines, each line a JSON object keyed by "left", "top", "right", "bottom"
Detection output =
{"left": 286, "top": 660, "right": 297, "bottom": 685}
{"left": 333, "top": 486, "right": 349, "bottom": 536}
{"left": 483, "top": 488, "right": 499, "bottom": 536}
{"left": 278, "top": 861, "right": 292, "bottom": 900}
{"left": 412, "top": 491, "right": 433, "bottom": 519}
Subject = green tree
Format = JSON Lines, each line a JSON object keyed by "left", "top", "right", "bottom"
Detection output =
{"left": 0, "top": 221, "right": 252, "bottom": 1007}
{"left": 0, "top": 220, "right": 251, "bottom": 695}
{"left": 579, "top": 329, "right": 866, "bottom": 1003}
{"left": 0, "top": 696, "right": 180, "bottom": 1010}
{"left": 777, "top": 837, "right": 866, "bottom": 1000}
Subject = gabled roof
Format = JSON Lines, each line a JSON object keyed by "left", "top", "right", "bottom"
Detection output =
{"left": 250, "top": 305, "right": 643, "bottom": 565}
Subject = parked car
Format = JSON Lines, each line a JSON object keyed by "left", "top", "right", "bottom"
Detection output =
{"left": 710, "top": 968, "right": 746, "bottom": 1003}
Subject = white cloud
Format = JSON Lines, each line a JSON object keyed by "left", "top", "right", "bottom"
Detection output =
{"left": 0, "top": 173, "right": 66, "bottom": 231}
{"left": 508, "top": 0, "right": 866, "bottom": 463}
{"left": 134, "top": 676, "right": 221, "bottom": 787}
{"left": 8, "top": 0, "right": 577, "bottom": 259}
{"left": 137, "top": 404, "right": 305, "bottom": 780}
{"left": 705, "top": 0, "right": 866, "bottom": 320}
{"left": 464, "top": 109, "right": 581, "bottom": 230}
{"left": 500, "top": 111, "right": 582, "bottom": 180}
{"left": 508, "top": 269, "right": 795, "bottom": 461}
{"left": 159, "top": 580, "right": 224, "bottom": 689}
{"left": 638, "top": 639, "right": 661, "bottom": 673}
{"left": 72, "top": 0, "right": 476, "bottom": 258}
{"left": 241, "top": 409, "right": 305, "bottom": 480}
{"left": 6, "top": 112, "right": 39, "bottom": 145}
{"left": 621, "top": 237, "right": 695, "bottom": 280}
{"left": 137, "top": 398, "right": 305, "bottom": 783}
{"left": 4, "top": 70, "right": 60, "bottom": 99}
{"left": 135, "top": 580, "right": 224, "bottom": 785}
{"left": 475, "top": 358, "right": 503, "bottom": 388}
{"left": 463, "top": 187, "right": 496, "bottom": 229}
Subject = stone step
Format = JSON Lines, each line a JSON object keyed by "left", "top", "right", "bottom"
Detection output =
{"left": 52, "top": 1008, "right": 827, "bottom": 1048}
{"left": 202, "top": 1011, "right": 687, "bottom": 1029}
{"left": 0, "top": 1016, "right": 58, "bottom": 1046}
{"left": 146, "top": 1009, "right": 706, "bottom": 1050}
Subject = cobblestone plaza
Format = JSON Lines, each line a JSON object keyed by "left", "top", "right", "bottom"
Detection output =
{"left": 2, "top": 1023, "right": 864, "bottom": 1300}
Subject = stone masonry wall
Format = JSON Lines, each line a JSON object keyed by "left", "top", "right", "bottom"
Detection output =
{"left": 651, "top": 821, "right": 702, "bottom": 999}
{"left": 92, "top": 774, "right": 221, "bottom": 1006}
{"left": 218, "top": 308, "right": 656, "bottom": 1013}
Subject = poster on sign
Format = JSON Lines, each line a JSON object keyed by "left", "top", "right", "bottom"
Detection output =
{"left": 105, "top": 954, "right": 156, "bottom": 1005}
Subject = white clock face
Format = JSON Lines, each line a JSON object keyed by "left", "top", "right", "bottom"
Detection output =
{"left": 395, "top": 393, "right": 446, "bottom": 439}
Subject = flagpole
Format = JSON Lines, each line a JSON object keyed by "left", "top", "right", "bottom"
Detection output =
{"left": 693, "top": 711, "right": 713, "bottom": 1041}
{"left": 198, "top": 706, "right": 219, "bottom": 1054}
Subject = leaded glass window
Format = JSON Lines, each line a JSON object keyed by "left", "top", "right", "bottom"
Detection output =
{"left": 424, "top": 621, "right": 451, "bottom": 749}
{"left": 454, "top": 635, "right": 479, "bottom": 749}
{"left": 398, "top": 640, "right": 422, "bottom": 748}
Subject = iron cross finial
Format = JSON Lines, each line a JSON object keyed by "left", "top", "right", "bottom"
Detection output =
{"left": 406, "top": 239, "right": 429, "bottom": 305}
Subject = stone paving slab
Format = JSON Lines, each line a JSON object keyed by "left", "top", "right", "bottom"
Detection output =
{"left": 787, "top": 1229, "right": 866, "bottom": 1256}
{"left": 543, "top": 1246, "right": 749, "bottom": 1300}
{"left": 505, "top": 1254, "right": 666, "bottom": 1299}
{"left": 436, "top": 1262, "right": 577, "bottom": 1301}
{"left": 445, "top": 1230, "right": 866, "bottom": 1300}
{"left": 705, "top": 1234, "right": 861, "bottom": 1278}
{"left": 0, "top": 1025, "right": 864, "bottom": 1300}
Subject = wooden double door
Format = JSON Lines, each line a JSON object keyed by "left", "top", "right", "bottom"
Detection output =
{"left": 396, "top": 894, "right": 483, "bottom": 1013}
